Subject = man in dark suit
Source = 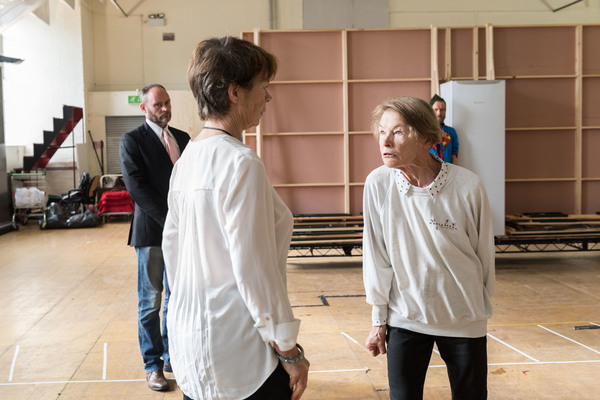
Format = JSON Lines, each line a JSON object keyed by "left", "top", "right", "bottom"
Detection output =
{"left": 119, "top": 83, "right": 189, "bottom": 392}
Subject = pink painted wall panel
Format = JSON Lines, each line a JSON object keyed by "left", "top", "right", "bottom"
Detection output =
{"left": 262, "top": 83, "right": 343, "bottom": 133}
{"left": 451, "top": 28, "right": 475, "bottom": 78}
{"left": 350, "top": 185, "right": 365, "bottom": 216}
{"left": 275, "top": 186, "right": 345, "bottom": 215}
{"left": 506, "top": 130, "right": 575, "bottom": 179}
{"left": 347, "top": 29, "right": 431, "bottom": 80}
{"left": 259, "top": 31, "right": 342, "bottom": 81}
{"left": 582, "top": 77, "right": 600, "bottom": 127}
{"left": 582, "top": 129, "right": 600, "bottom": 178}
{"left": 494, "top": 27, "right": 575, "bottom": 76}
{"left": 437, "top": 29, "right": 446, "bottom": 80}
{"left": 244, "top": 135, "right": 256, "bottom": 151}
{"left": 348, "top": 81, "right": 431, "bottom": 132}
{"left": 583, "top": 26, "right": 600, "bottom": 75}
{"left": 506, "top": 181, "right": 575, "bottom": 215}
{"left": 262, "top": 135, "right": 344, "bottom": 185}
{"left": 505, "top": 79, "right": 575, "bottom": 128}
{"left": 582, "top": 181, "right": 600, "bottom": 214}
{"left": 349, "top": 133, "right": 382, "bottom": 182}
{"left": 478, "top": 28, "right": 486, "bottom": 78}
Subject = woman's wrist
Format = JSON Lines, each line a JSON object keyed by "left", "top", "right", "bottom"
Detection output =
{"left": 274, "top": 343, "right": 304, "bottom": 363}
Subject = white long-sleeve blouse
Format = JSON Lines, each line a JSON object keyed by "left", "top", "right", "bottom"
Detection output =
{"left": 162, "top": 134, "right": 299, "bottom": 400}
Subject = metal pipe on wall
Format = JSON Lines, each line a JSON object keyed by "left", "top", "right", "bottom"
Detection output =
{"left": 110, "top": 0, "right": 128, "bottom": 17}
{"left": 269, "top": 0, "right": 278, "bottom": 29}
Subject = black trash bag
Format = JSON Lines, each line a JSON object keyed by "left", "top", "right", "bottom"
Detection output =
{"left": 44, "top": 202, "right": 100, "bottom": 229}
{"left": 66, "top": 209, "right": 100, "bottom": 228}
{"left": 45, "top": 202, "right": 69, "bottom": 229}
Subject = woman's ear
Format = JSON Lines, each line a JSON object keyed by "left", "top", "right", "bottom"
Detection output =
{"left": 422, "top": 138, "right": 436, "bottom": 150}
{"left": 228, "top": 83, "right": 240, "bottom": 104}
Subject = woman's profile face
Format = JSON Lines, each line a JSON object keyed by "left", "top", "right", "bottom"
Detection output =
{"left": 239, "top": 77, "right": 272, "bottom": 129}
{"left": 378, "top": 109, "right": 427, "bottom": 169}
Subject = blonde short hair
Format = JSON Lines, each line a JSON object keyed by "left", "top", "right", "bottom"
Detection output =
{"left": 371, "top": 97, "right": 442, "bottom": 146}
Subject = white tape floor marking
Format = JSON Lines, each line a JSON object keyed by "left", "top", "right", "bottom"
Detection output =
{"left": 488, "top": 333, "right": 539, "bottom": 362}
{"left": 8, "top": 345, "right": 19, "bottom": 382}
{"left": 538, "top": 325, "right": 600, "bottom": 356}
{"left": 102, "top": 343, "right": 108, "bottom": 380}
{"left": 2, "top": 361, "right": 600, "bottom": 387}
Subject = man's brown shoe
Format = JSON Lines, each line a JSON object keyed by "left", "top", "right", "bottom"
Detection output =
{"left": 146, "top": 369, "right": 169, "bottom": 391}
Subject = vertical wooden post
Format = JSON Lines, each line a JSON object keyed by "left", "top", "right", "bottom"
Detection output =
{"left": 253, "top": 28, "right": 263, "bottom": 159}
{"left": 574, "top": 25, "right": 583, "bottom": 214}
{"left": 342, "top": 30, "right": 350, "bottom": 214}
{"left": 445, "top": 28, "right": 452, "bottom": 81}
{"left": 485, "top": 24, "right": 495, "bottom": 80}
{"left": 431, "top": 25, "right": 439, "bottom": 96}
{"left": 473, "top": 27, "right": 479, "bottom": 80}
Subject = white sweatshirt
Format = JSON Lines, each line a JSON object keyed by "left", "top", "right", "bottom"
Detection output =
{"left": 362, "top": 161, "right": 495, "bottom": 338}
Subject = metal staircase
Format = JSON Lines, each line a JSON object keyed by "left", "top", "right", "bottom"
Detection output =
{"left": 23, "top": 105, "right": 83, "bottom": 172}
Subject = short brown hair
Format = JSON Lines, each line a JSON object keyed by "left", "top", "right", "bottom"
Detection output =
{"left": 187, "top": 36, "right": 277, "bottom": 120}
{"left": 371, "top": 97, "right": 442, "bottom": 146}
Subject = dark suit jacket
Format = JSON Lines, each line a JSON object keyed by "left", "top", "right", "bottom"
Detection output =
{"left": 119, "top": 122, "right": 189, "bottom": 247}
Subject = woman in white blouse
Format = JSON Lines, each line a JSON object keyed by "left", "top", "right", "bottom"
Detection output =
{"left": 362, "top": 97, "right": 495, "bottom": 400}
{"left": 162, "top": 36, "right": 309, "bottom": 400}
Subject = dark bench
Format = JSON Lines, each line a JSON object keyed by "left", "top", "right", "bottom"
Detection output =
{"left": 289, "top": 214, "right": 363, "bottom": 257}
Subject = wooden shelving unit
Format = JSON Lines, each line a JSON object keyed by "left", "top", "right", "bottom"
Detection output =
{"left": 243, "top": 24, "right": 600, "bottom": 218}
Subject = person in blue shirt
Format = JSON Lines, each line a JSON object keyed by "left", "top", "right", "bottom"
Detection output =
{"left": 429, "top": 94, "right": 459, "bottom": 164}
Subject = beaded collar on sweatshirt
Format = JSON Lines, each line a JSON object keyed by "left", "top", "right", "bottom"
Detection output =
{"left": 394, "top": 157, "right": 449, "bottom": 197}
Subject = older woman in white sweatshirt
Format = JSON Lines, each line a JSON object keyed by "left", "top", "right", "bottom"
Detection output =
{"left": 363, "top": 96, "right": 495, "bottom": 400}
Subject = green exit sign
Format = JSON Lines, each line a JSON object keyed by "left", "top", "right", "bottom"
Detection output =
{"left": 128, "top": 95, "right": 141, "bottom": 104}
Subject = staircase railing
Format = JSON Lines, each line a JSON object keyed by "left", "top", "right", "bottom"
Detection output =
{"left": 23, "top": 105, "right": 83, "bottom": 172}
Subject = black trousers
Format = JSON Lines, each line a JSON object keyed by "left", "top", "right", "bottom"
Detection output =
{"left": 386, "top": 326, "right": 488, "bottom": 400}
{"left": 183, "top": 362, "right": 292, "bottom": 400}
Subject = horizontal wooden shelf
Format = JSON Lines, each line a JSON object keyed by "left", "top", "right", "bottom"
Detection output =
{"left": 273, "top": 182, "right": 368, "bottom": 188}
{"left": 506, "top": 178, "right": 577, "bottom": 182}
{"left": 245, "top": 131, "right": 345, "bottom": 136}
{"left": 443, "top": 77, "right": 489, "bottom": 81}
{"left": 271, "top": 77, "right": 436, "bottom": 84}
{"left": 247, "top": 131, "right": 377, "bottom": 135}
{"left": 274, "top": 183, "right": 345, "bottom": 188}
{"left": 272, "top": 80, "right": 343, "bottom": 84}
{"left": 496, "top": 74, "right": 577, "bottom": 79}
{"left": 506, "top": 126, "right": 577, "bottom": 131}
{"left": 348, "top": 78, "right": 431, "bottom": 83}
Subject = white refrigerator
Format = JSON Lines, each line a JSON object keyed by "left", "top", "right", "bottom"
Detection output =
{"left": 440, "top": 80, "right": 505, "bottom": 237}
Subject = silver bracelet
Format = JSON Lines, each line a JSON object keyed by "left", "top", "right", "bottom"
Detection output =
{"left": 274, "top": 344, "right": 304, "bottom": 363}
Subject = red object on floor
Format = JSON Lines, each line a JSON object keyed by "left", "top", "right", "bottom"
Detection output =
{"left": 97, "top": 191, "right": 134, "bottom": 215}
